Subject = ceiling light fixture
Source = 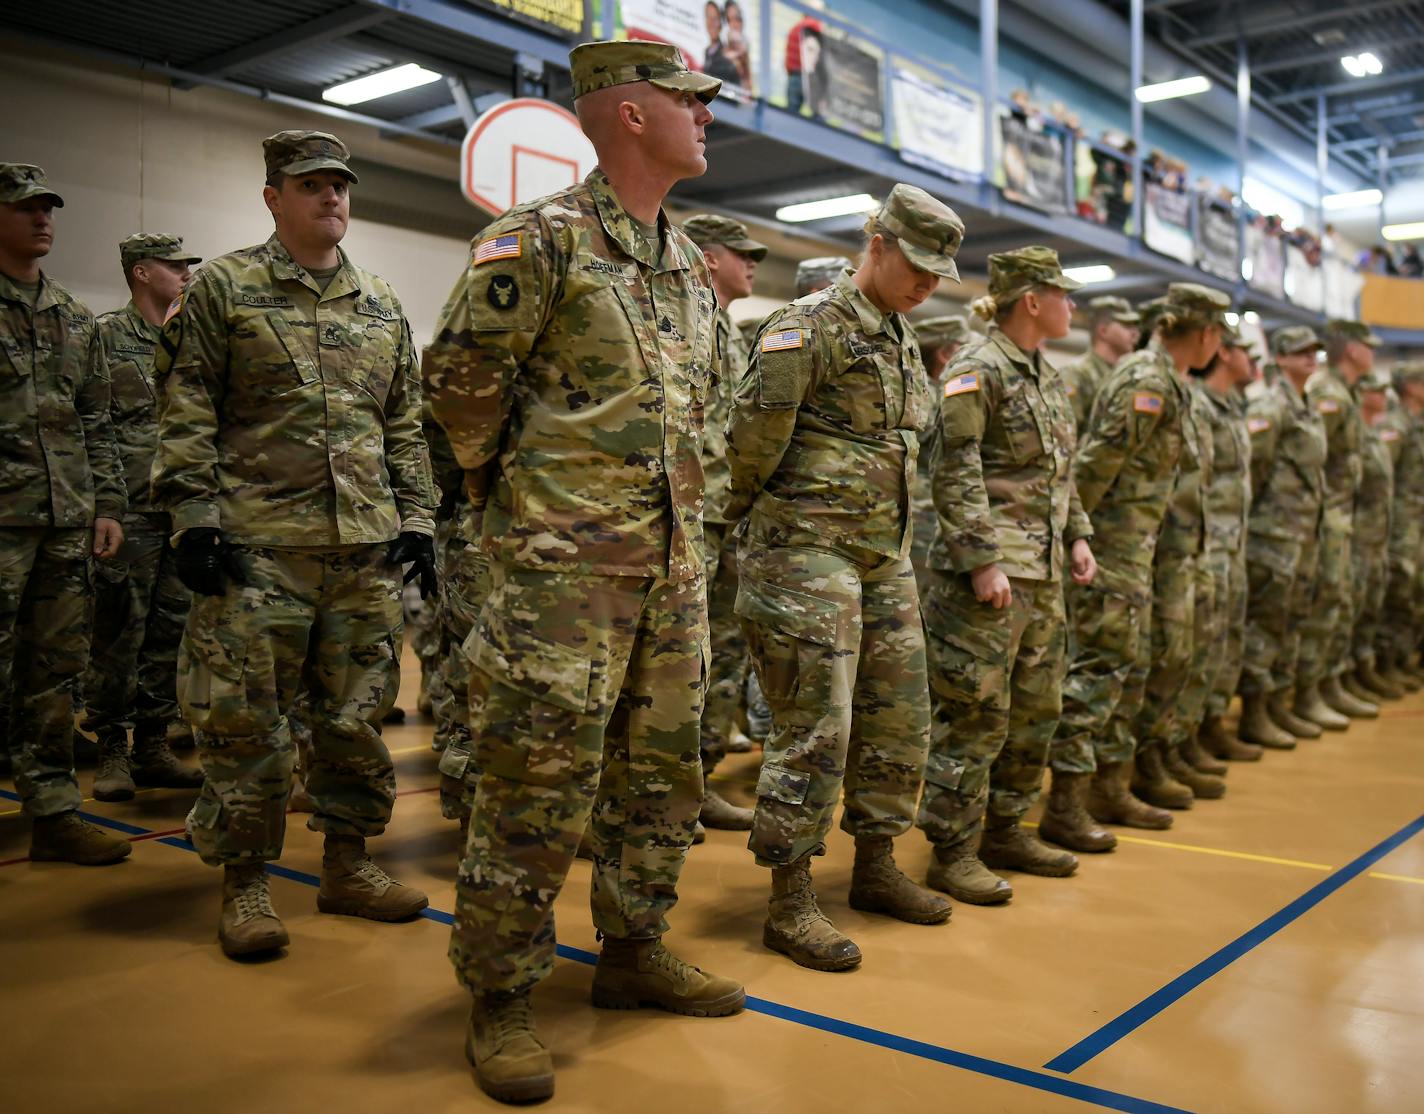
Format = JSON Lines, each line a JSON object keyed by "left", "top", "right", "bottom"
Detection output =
{"left": 1134, "top": 75, "right": 1211, "bottom": 103}
{"left": 774, "top": 193, "right": 879, "bottom": 223}
{"left": 1322, "top": 188, "right": 1384, "bottom": 209}
{"left": 1340, "top": 52, "right": 1384, "bottom": 78}
{"left": 1062, "top": 264, "right": 1116, "bottom": 284}
{"left": 1224, "top": 311, "right": 1241, "bottom": 327}
{"left": 1243, "top": 310, "right": 1260, "bottom": 324}
{"left": 1383, "top": 221, "right": 1424, "bottom": 241}
{"left": 324, "top": 63, "right": 442, "bottom": 106}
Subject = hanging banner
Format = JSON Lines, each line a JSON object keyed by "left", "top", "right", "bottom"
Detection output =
{"left": 1142, "top": 183, "right": 1194, "bottom": 265}
{"left": 891, "top": 65, "right": 981, "bottom": 180}
{"left": 1284, "top": 244, "right": 1324, "bottom": 312}
{"left": 465, "top": 0, "right": 586, "bottom": 35}
{"left": 998, "top": 113, "right": 1068, "bottom": 214}
{"left": 1076, "top": 144, "right": 1131, "bottom": 232}
{"left": 1196, "top": 198, "right": 1240, "bottom": 281}
{"left": 771, "top": 4, "right": 884, "bottom": 141}
{"left": 1244, "top": 222, "right": 1285, "bottom": 300}
{"left": 619, "top": 0, "right": 761, "bottom": 100}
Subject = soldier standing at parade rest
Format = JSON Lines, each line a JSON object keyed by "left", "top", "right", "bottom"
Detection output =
{"left": 152, "top": 130, "right": 439, "bottom": 958}
{"left": 725, "top": 184, "right": 962, "bottom": 972}
{"left": 1375, "top": 363, "right": 1424, "bottom": 691}
{"left": 682, "top": 212, "right": 767, "bottom": 832}
{"left": 915, "top": 247, "right": 1098, "bottom": 906}
{"left": 1236, "top": 326, "right": 1329, "bottom": 747}
{"left": 425, "top": 41, "right": 745, "bottom": 1105}
{"left": 1058, "top": 295, "right": 1141, "bottom": 433}
{"left": 1346, "top": 369, "right": 1399, "bottom": 704}
{"left": 0, "top": 163, "right": 129, "bottom": 864}
{"left": 1047, "top": 283, "right": 1227, "bottom": 835}
{"left": 85, "top": 233, "right": 206, "bottom": 802}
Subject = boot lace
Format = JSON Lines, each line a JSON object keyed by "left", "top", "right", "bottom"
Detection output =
{"left": 490, "top": 995, "right": 535, "bottom": 1046}
{"left": 234, "top": 874, "right": 276, "bottom": 922}
{"left": 347, "top": 854, "right": 395, "bottom": 892}
{"left": 97, "top": 749, "right": 129, "bottom": 780}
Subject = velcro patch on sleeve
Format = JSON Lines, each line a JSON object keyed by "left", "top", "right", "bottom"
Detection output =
{"left": 761, "top": 328, "right": 805, "bottom": 353}
{"left": 1246, "top": 416, "right": 1272, "bottom": 435}
{"left": 943, "top": 371, "right": 980, "bottom": 397}
{"left": 1317, "top": 398, "right": 1341, "bottom": 414}
{"left": 473, "top": 232, "right": 523, "bottom": 265}
{"left": 1133, "top": 391, "right": 1163, "bottom": 414}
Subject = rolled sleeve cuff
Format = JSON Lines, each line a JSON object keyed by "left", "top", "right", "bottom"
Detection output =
{"left": 171, "top": 501, "right": 221, "bottom": 535}
{"left": 946, "top": 539, "right": 1004, "bottom": 574}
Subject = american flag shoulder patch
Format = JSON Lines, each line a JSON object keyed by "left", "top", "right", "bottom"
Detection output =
{"left": 1133, "top": 391, "right": 1163, "bottom": 414}
{"left": 1381, "top": 428, "right": 1401, "bottom": 442}
{"left": 1246, "top": 416, "right": 1272, "bottom": 434}
{"left": 1317, "top": 398, "right": 1341, "bottom": 414}
{"left": 943, "top": 372, "right": 980, "bottom": 397}
{"left": 761, "top": 329, "right": 805, "bottom": 353}
{"left": 473, "top": 232, "right": 523, "bottom": 265}
{"left": 162, "top": 293, "right": 184, "bottom": 325}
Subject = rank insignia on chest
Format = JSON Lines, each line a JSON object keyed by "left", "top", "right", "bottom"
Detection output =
{"left": 1133, "top": 392, "right": 1164, "bottom": 414}
{"left": 1246, "top": 416, "right": 1272, "bottom": 434}
{"left": 943, "top": 372, "right": 980, "bottom": 397}
{"left": 761, "top": 329, "right": 804, "bottom": 352}
{"left": 474, "top": 233, "right": 522, "bottom": 265}
{"left": 487, "top": 274, "right": 520, "bottom": 309}
{"left": 1317, "top": 398, "right": 1341, "bottom": 414}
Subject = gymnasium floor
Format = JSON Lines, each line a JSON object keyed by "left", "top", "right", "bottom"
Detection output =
{"left": 3, "top": 648, "right": 1423, "bottom": 1114}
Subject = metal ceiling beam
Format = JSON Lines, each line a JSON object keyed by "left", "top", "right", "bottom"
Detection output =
{"left": 1185, "top": 0, "right": 1412, "bottom": 50}
{"left": 1330, "top": 98, "right": 1424, "bottom": 125}
{"left": 186, "top": 6, "right": 394, "bottom": 76}
{"left": 1271, "top": 66, "right": 1424, "bottom": 106}
{"left": 1251, "top": 34, "right": 1424, "bottom": 77}
{"left": 354, "top": 0, "right": 573, "bottom": 71}
{"left": 1334, "top": 127, "right": 1424, "bottom": 153}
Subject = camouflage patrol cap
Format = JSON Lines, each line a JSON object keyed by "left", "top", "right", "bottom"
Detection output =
{"left": 569, "top": 40, "right": 721, "bottom": 104}
{"left": 0, "top": 163, "right": 63, "bottom": 207}
{"left": 986, "top": 245, "right": 1082, "bottom": 304}
{"left": 1085, "top": 294, "right": 1139, "bottom": 324}
{"left": 262, "top": 130, "right": 359, "bottom": 183}
{"left": 795, "top": 256, "right": 851, "bottom": 295}
{"left": 874, "top": 183, "right": 964, "bottom": 280}
{"left": 1220, "top": 319, "right": 1260, "bottom": 359}
{"left": 1136, "top": 296, "right": 1170, "bottom": 333}
{"left": 1271, "top": 324, "right": 1323, "bottom": 356}
{"left": 913, "top": 314, "right": 971, "bottom": 349}
{"left": 1324, "top": 318, "right": 1383, "bottom": 348}
{"left": 119, "top": 233, "right": 200, "bottom": 272}
{"left": 1392, "top": 362, "right": 1424, "bottom": 387}
{"left": 682, "top": 214, "right": 768, "bottom": 260}
{"left": 1162, "top": 282, "right": 1231, "bottom": 327}
{"left": 1357, "top": 367, "right": 1391, "bottom": 392}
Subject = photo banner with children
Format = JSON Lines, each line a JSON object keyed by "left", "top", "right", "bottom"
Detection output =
{"left": 998, "top": 112, "right": 1069, "bottom": 214}
{"left": 771, "top": 3, "right": 885, "bottom": 142}
{"left": 1196, "top": 197, "right": 1241, "bottom": 282}
{"left": 1142, "top": 183, "right": 1194, "bottom": 265}
{"left": 619, "top": 0, "right": 761, "bottom": 101}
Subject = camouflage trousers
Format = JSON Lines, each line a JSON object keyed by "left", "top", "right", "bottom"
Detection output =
{"left": 1206, "top": 547, "right": 1248, "bottom": 718}
{"left": 1135, "top": 551, "right": 1200, "bottom": 753}
{"left": 450, "top": 567, "right": 706, "bottom": 997}
{"left": 0, "top": 527, "right": 90, "bottom": 817}
{"left": 432, "top": 514, "right": 492, "bottom": 822}
{"left": 1351, "top": 540, "right": 1388, "bottom": 668}
{"left": 1052, "top": 574, "right": 1150, "bottom": 774}
{"left": 736, "top": 513, "right": 930, "bottom": 868}
{"left": 408, "top": 582, "right": 440, "bottom": 712}
{"left": 1296, "top": 517, "right": 1353, "bottom": 688}
{"left": 700, "top": 521, "right": 749, "bottom": 776}
{"left": 81, "top": 512, "right": 190, "bottom": 742}
{"left": 180, "top": 544, "right": 404, "bottom": 866}
{"left": 1169, "top": 555, "right": 1217, "bottom": 745}
{"left": 1240, "top": 527, "right": 1319, "bottom": 696}
{"left": 1377, "top": 557, "right": 1417, "bottom": 669}
{"left": 918, "top": 572, "right": 1065, "bottom": 848}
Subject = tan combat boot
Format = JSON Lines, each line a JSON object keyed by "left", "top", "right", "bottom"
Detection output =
{"left": 1381, "top": 663, "right": 1421, "bottom": 694}
{"left": 925, "top": 833, "right": 1013, "bottom": 904}
{"left": 1320, "top": 674, "right": 1379, "bottom": 719}
{"left": 1293, "top": 682, "right": 1350, "bottom": 731}
{"left": 764, "top": 858, "right": 862, "bottom": 971}
{"left": 1178, "top": 732, "right": 1227, "bottom": 775}
{"left": 1357, "top": 660, "right": 1403, "bottom": 700}
{"left": 1199, "top": 714, "right": 1264, "bottom": 761}
{"left": 1267, "top": 688, "right": 1321, "bottom": 739}
{"left": 466, "top": 992, "right": 554, "bottom": 1105}
{"left": 92, "top": 729, "right": 136, "bottom": 802}
{"left": 30, "top": 810, "right": 132, "bottom": 865}
{"left": 591, "top": 937, "right": 746, "bottom": 1016}
{"left": 317, "top": 834, "right": 429, "bottom": 920}
{"left": 849, "top": 834, "right": 952, "bottom": 923}
{"left": 1086, "top": 761, "right": 1173, "bottom": 830}
{"left": 219, "top": 863, "right": 289, "bottom": 957}
{"left": 1131, "top": 747, "right": 1195, "bottom": 809}
{"left": 131, "top": 733, "right": 204, "bottom": 789}
{"left": 1163, "top": 743, "right": 1225, "bottom": 800}
{"left": 1038, "top": 771, "right": 1118, "bottom": 852}
{"left": 1341, "top": 669, "right": 1381, "bottom": 706}
{"left": 979, "top": 817, "right": 1078, "bottom": 877}
{"left": 700, "top": 786, "right": 754, "bottom": 831}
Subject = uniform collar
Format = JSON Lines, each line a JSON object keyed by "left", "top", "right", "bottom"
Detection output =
{"left": 266, "top": 232, "right": 359, "bottom": 300}
{"left": 987, "top": 327, "right": 1038, "bottom": 374}
{"left": 587, "top": 168, "right": 690, "bottom": 274}
{"left": 833, "top": 270, "right": 898, "bottom": 338}
{"left": 123, "top": 300, "right": 161, "bottom": 342}
{"left": 0, "top": 268, "right": 66, "bottom": 312}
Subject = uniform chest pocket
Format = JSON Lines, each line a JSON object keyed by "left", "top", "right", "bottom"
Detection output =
{"left": 1000, "top": 388, "right": 1045, "bottom": 462}
{"left": 0, "top": 334, "right": 28, "bottom": 379}
{"left": 552, "top": 271, "right": 650, "bottom": 394}
{"left": 836, "top": 351, "right": 891, "bottom": 433}
{"left": 237, "top": 311, "right": 318, "bottom": 393}
{"left": 109, "top": 360, "right": 154, "bottom": 417}
{"left": 347, "top": 309, "right": 399, "bottom": 404}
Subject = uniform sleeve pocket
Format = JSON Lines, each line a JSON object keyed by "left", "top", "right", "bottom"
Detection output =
{"left": 756, "top": 762, "right": 810, "bottom": 805}
{"left": 734, "top": 577, "right": 839, "bottom": 646}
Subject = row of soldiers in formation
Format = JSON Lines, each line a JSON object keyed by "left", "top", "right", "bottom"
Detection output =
{"left": 4, "top": 38, "right": 1422, "bottom": 1107}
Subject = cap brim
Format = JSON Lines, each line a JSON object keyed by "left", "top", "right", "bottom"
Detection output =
{"left": 1111, "top": 312, "right": 1141, "bottom": 324}
{"left": 728, "top": 237, "right": 768, "bottom": 261}
{"left": 156, "top": 253, "right": 202, "bottom": 264}
{"left": 650, "top": 72, "right": 722, "bottom": 104}
{"left": 1042, "top": 273, "right": 1083, "bottom": 293}
{"left": 1364, "top": 332, "right": 1383, "bottom": 347}
{"left": 9, "top": 185, "right": 63, "bottom": 207}
{"left": 281, "top": 158, "right": 359, "bottom": 184}
{"left": 1281, "top": 342, "right": 1324, "bottom": 355}
{"left": 899, "top": 238, "right": 960, "bottom": 281}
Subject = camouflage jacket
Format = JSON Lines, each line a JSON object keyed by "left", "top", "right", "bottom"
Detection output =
{"left": 424, "top": 169, "right": 714, "bottom": 581}
{"left": 1245, "top": 376, "right": 1326, "bottom": 545}
{"left": 96, "top": 301, "right": 164, "bottom": 514}
{"left": 1059, "top": 348, "right": 1114, "bottom": 433}
{"left": 0, "top": 270, "right": 125, "bottom": 527}
{"left": 1354, "top": 422, "right": 1393, "bottom": 551}
{"left": 1198, "top": 382, "right": 1251, "bottom": 556}
{"left": 1070, "top": 342, "right": 1187, "bottom": 601}
{"left": 927, "top": 327, "right": 1090, "bottom": 580}
{"left": 724, "top": 270, "right": 930, "bottom": 559}
{"left": 1307, "top": 365, "right": 1365, "bottom": 529}
{"left": 1377, "top": 407, "right": 1424, "bottom": 572}
{"left": 1157, "top": 377, "right": 1214, "bottom": 558}
{"left": 704, "top": 305, "right": 746, "bottom": 526}
{"left": 152, "top": 234, "right": 436, "bottom": 546}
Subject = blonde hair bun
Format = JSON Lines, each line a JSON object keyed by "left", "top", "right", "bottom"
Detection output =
{"left": 969, "top": 295, "right": 998, "bottom": 321}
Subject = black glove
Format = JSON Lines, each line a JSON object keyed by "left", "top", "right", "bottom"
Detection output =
{"left": 174, "top": 528, "right": 247, "bottom": 597}
{"left": 387, "top": 531, "right": 438, "bottom": 600}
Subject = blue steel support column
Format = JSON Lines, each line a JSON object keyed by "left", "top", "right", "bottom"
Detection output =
{"left": 1236, "top": 36, "right": 1249, "bottom": 298}
{"left": 981, "top": 0, "right": 997, "bottom": 193}
{"left": 1129, "top": 0, "right": 1143, "bottom": 238}
{"left": 1316, "top": 92, "right": 1328, "bottom": 233}
{"left": 1379, "top": 146, "right": 1390, "bottom": 239}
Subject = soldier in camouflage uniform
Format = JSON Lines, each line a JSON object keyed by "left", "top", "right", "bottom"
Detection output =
{"left": 425, "top": 42, "right": 745, "bottom": 1106}
{"left": 682, "top": 213, "right": 767, "bottom": 832}
{"left": 1346, "top": 369, "right": 1398, "bottom": 703}
{"left": 1195, "top": 327, "right": 1265, "bottom": 762}
{"left": 0, "top": 163, "right": 131, "bottom": 865}
{"left": 796, "top": 256, "right": 853, "bottom": 297}
{"left": 908, "top": 314, "right": 971, "bottom": 595}
{"left": 1236, "top": 327, "right": 1329, "bottom": 748}
{"left": 1294, "top": 319, "right": 1383, "bottom": 724}
{"left": 1050, "top": 284, "right": 1227, "bottom": 832}
{"left": 1376, "top": 364, "right": 1424, "bottom": 691}
{"left": 913, "top": 248, "right": 1098, "bottom": 906}
{"left": 727, "top": 184, "right": 961, "bottom": 971}
{"left": 83, "top": 233, "right": 206, "bottom": 803}
{"left": 1059, "top": 295, "right": 1140, "bottom": 433}
{"left": 153, "top": 131, "right": 438, "bottom": 958}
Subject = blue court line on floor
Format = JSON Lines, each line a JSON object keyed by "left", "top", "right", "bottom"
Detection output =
{"left": 1045, "top": 811, "right": 1424, "bottom": 1075}
{"left": 6, "top": 790, "right": 1189, "bottom": 1114}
